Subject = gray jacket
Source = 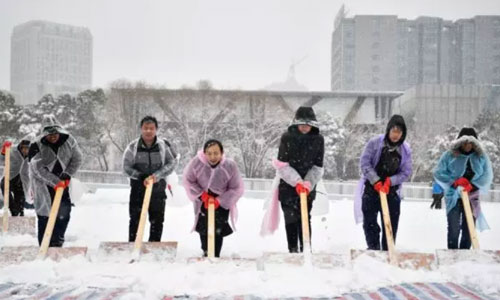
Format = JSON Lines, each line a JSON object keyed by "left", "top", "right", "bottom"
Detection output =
{"left": 29, "top": 134, "right": 83, "bottom": 216}
{"left": 1, "top": 144, "right": 30, "bottom": 198}
{"left": 123, "top": 137, "right": 177, "bottom": 181}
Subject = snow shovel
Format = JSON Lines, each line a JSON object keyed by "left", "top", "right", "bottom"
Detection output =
{"left": 260, "top": 191, "right": 346, "bottom": 269}
{"left": 0, "top": 184, "right": 87, "bottom": 266}
{"left": 187, "top": 197, "right": 253, "bottom": 265}
{"left": 351, "top": 191, "right": 436, "bottom": 270}
{"left": 1, "top": 144, "right": 36, "bottom": 236}
{"left": 436, "top": 190, "right": 500, "bottom": 265}
{"left": 98, "top": 178, "right": 177, "bottom": 262}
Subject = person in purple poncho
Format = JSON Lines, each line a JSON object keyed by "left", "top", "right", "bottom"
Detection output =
{"left": 182, "top": 139, "right": 244, "bottom": 257}
{"left": 354, "top": 115, "right": 412, "bottom": 251}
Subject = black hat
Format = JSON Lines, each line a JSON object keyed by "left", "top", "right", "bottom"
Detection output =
{"left": 291, "top": 106, "right": 319, "bottom": 128}
{"left": 457, "top": 127, "right": 478, "bottom": 139}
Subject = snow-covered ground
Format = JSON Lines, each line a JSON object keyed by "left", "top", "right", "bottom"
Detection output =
{"left": 1, "top": 185, "right": 500, "bottom": 299}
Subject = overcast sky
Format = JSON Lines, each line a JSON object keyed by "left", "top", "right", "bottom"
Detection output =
{"left": 1, "top": 0, "right": 500, "bottom": 91}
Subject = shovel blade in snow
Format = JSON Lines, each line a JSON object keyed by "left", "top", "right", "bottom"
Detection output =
{"left": 0, "top": 216, "right": 36, "bottom": 236}
{"left": 0, "top": 246, "right": 87, "bottom": 266}
{"left": 97, "top": 241, "right": 178, "bottom": 261}
{"left": 436, "top": 249, "right": 500, "bottom": 265}
{"left": 260, "top": 252, "right": 348, "bottom": 269}
{"left": 350, "top": 249, "right": 436, "bottom": 270}
{"left": 186, "top": 256, "right": 256, "bottom": 266}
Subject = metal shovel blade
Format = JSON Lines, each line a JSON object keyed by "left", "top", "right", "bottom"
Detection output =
{"left": 0, "top": 216, "right": 36, "bottom": 236}
{"left": 351, "top": 249, "right": 436, "bottom": 270}
{"left": 0, "top": 246, "right": 87, "bottom": 266}
{"left": 97, "top": 241, "right": 178, "bottom": 262}
{"left": 260, "top": 251, "right": 348, "bottom": 269}
{"left": 436, "top": 249, "right": 500, "bottom": 265}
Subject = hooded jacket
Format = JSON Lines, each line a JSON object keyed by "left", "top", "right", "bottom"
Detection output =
{"left": 260, "top": 106, "right": 325, "bottom": 235}
{"left": 1, "top": 134, "right": 35, "bottom": 199}
{"left": 433, "top": 127, "right": 493, "bottom": 231}
{"left": 28, "top": 115, "right": 82, "bottom": 216}
{"left": 354, "top": 115, "right": 412, "bottom": 224}
{"left": 182, "top": 150, "right": 244, "bottom": 231}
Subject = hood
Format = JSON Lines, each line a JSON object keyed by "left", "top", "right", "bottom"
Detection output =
{"left": 450, "top": 127, "right": 484, "bottom": 156}
{"left": 384, "top": 114, "right": 407, "bottom": 146}
{"left": 288, "top": 106, "right": 320, "bottom": 135}
{"left": 41, "top": 114, "right": 68, "bottom": 136}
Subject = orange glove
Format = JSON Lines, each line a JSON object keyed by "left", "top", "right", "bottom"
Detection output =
{"left": 1, "top": 141, "right": 12, "bottom": 155}
{"left": 453, "top": 177, "right": 473, "bottom": 193}
{"left": 384, "top": 177, "right": 391, "bottom": 192}
{"left": 55, "top": 180, "right": 70, "bottom": 190}
{"left": 295, "top": 182, "right": 310, "bottom": 196}
{"left": 374, "top": 180, "right": 389, "bottom": 194}
{"left": 200, "top": 191, "right": 220, "bottom": 209}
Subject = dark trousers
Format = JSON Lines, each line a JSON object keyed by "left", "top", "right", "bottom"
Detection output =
{"left": 362, "top": 186, "right": 401, "bottom": 251}
{"left": 128, "top": 180, "right": 166, "bottom": 242}
{"left": 447, "top": 199, "right": 474, "bottom": 249}
{"left": 280, "top": 197, "right": 313, "bottom": 253}
{"left": 1, "top": 175, "right": 25, "bottom": 216}
{"left": 199, "top": 234, "right": 224, "bottom": 257}
{"left": 195, "top": 205, "right": 232, "bottom": 257}
{"left": 37, "top": 188, "right": 72, "bottom": 247}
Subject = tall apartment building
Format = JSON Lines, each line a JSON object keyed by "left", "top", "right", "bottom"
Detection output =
{"left": 10, "top": 20, "right": 92, "bottom": 105}
{"left": 331, "top": 7, "right": 500, "bottom": 91}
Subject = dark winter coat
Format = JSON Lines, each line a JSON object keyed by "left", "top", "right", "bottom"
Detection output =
{"left": 276, "top": 106, "right": 325, "bottom": 205}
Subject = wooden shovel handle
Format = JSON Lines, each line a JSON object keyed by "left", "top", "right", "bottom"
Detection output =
{"left": 134, "top": 178, "right": 154, "bottom": 252}
{"left": 379, "top": 191, "right": 398, "bottom": 265}
{"left": 460, "top": 190, "right": 480, "bottom": 249}
{"left": 38, "top": 186, "right": 65, "bottom": 258}
{"left": 300, "top": 192, "right": 311, "bottom": 252}
{"left": 207, "top": 197, "right": 215, "bottom": 258}
{"left": 2, "top": 145, "right": 11, "bottom": 233}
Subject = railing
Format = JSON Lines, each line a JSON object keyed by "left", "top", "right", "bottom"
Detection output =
{"left": 75, "top": 170, "right": 500, "bottom": 203}
{"left": 2, "top": 168, "right": 499, "bottom": 202}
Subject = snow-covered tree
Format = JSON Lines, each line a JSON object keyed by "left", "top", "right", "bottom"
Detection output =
{"left": 0, "top": 91, "right": 23, "bottom": 141}
{"left": 316, "top": 112, "right": 346, "bottom": 180}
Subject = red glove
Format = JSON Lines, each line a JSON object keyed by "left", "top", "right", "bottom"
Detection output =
{"left": 55, "top": 180, "right": 70, "bottom": 190}
{"left": 200, "top": 191, "right": 220, "bottom": 209}
{"left": 453, "top": 177, "right": 473, "bottom": 193}
{"left": 384, "top": 177, "right": 391, "bottom": 192}
{"left": 295, "top": 182, "right": 310, "bottom": 196}
{"left": 1, "top": 141, "right": 12, "bottom": 155}
{"left": 374, "top": 180, "right": 389, "bottom": 194}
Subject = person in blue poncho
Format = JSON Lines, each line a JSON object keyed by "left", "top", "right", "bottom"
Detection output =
{"left": 433, "top": 127, "right": 493, "bottom": 249}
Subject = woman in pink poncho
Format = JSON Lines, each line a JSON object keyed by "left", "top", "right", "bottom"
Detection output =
{"left": 182, "top": 139, "right": 244, "bottom": 257}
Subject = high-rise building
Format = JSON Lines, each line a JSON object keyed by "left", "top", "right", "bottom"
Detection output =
{"left": 10, "top": 20, "right": 92, "bottom": 105}
{"left": 331, "top": 9, "right": 500, "bottom": 91}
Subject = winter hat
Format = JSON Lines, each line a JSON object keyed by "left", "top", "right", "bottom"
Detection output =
{"left": 41, "top": 115, "right": 67, "bottom": 136}
{"left": 457, "top": 127, "right": 478, "bottom": 140}
{"left": 385, "top": 114, "right": 407, "bottom": 146}
{"left": 291, "top": 106, "right": 319, "bottom": 128}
